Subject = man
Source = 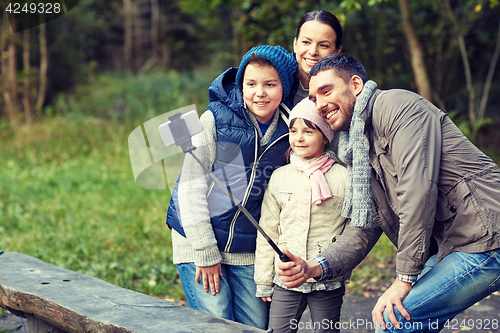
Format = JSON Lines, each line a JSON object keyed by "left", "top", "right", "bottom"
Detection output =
{"left": 277, "top": 53, "right": 500, "bottom": 332}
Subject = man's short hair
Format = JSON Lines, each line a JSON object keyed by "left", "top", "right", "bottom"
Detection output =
{"left": 308, "top": 53, "right": 367, "bottom": 83}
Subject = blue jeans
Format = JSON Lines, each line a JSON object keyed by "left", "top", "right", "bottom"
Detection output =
{"left": 376, "top": 249, "right": 500, "bottom": 332}
{"left": 177, "top": 262, "right": 269, "bottom": 329}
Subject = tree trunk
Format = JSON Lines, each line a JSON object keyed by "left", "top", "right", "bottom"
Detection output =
{"left": 161, "top": 43, "right": 171, "bottom": 72}
{"left": 160, "top": 2, "right": 172, "bottom": 71}
{"left": 134, "top": 0, "right": 143, "bottom": 71}
{"left": 478, "top": 19, "right": 500, "bottom": 122}
{"left": 398, "top": 0, "right": 433, "bottom": 102}
{"left": 1, "top": 13, "right": 19, "bottom": 128}
{"left": 443, "top": 0, "right": 476, "bottom": 135}
{"left": 8, "top": 37, "right": 19, "bottom": 106}
{"left": 23, "top": 27, "right": 32, "bottom": 124}
{"left": 36, "top": 21, "right": 48, "bottom": 112}
{"left": 150, "top": 0, "right": 159, "bottom": 59}
{"left": 137, "top": 0, "right": 158, "bottom": 75}
{"left": 0, "top": 14, "right": 7, "bottom": 119}
{"left": 123, "top": 0, "right": 133, "bottom": 72}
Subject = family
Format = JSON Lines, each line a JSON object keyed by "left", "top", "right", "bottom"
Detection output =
{"left": 165, "top": 10, "right": 500, "bottom": 333}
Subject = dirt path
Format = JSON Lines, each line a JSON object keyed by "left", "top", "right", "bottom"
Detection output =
{"left": 298, "top": 290, "right": 500, "bottom": 333}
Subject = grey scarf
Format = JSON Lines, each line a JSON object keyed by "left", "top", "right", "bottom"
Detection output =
{"left": 338, "top": 80, "right": 377, "bottom": 228}
{"left": 246, "top": 105, "right": 281, "bottom": 147}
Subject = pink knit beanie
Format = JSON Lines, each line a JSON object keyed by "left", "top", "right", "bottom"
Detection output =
{"left": 289, "top": 98, "right": 334, "bottom": 142}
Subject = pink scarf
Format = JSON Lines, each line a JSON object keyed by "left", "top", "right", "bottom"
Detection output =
{"left": 290, "top": 154, "right": 335, "bottom": 205}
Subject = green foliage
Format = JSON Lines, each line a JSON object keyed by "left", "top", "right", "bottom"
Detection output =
{"left": 0, "top": 110, "right": 187, "bottom": 301}
{"left": 347, "top": 234, "right": 396, "bottom": 294}
{"left": 0, "top": 118, "right": 183, "bottom": 299}
{"left": 51, "top": 70, "right": 214, "bottom": 124}
{"left": 447, "top": 110, "right": 493, "bottom": 142}
{"left": 0, "top": 69, "right": 221, "bottom": 301}
{"left": 0, "top": 326, "right": 22, "bottom": 333}
{"left": 179, "top": 0, "right": 339, "bottom": 51}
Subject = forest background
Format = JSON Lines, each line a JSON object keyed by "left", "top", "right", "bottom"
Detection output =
{"left": 1, "top": 0, "right": 500, "bottom": 304}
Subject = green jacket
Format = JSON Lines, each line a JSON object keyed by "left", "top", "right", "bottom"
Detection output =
{"left": 320, "top": 89, "right": 500, "bottom": 279}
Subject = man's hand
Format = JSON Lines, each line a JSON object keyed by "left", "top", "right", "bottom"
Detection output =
{"left": 196, "top": 263, "right": 222, "bottom": 295}
{"left": 276, "top": 249, "right": 321, "bottom": 288}
{"left": 261, "top": 296, "right": 272, "bottom": 302}
{"left": 372, "top": 278, "right": 413, "bottom": 330}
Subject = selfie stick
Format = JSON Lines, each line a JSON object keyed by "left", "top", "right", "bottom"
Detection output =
{"left": 167, "top": 113, "right": 291, "bottom": 262}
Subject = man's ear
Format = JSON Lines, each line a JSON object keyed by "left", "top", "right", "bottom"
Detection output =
{"left": 293, "top": 37, "right": 297, "bottom": 53}
{"left": 351, "top": 75, "right": 364, "bottom": 96}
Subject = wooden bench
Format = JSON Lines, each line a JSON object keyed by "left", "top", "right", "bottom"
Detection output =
{"left": 0, "top": 252, "right": 265, "bottom": 333}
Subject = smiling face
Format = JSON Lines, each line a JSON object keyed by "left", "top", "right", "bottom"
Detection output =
{"left": 294, "top": 20, "right": 341, "bottom": 89}
{"left": 242, "top": 63, "right": 283, "bottom": 124}
{"left": 289, "top": 118, "right": 328, "bottom": 159}
{"left": 309, "top": 69, "right": 363, "bottom": 132}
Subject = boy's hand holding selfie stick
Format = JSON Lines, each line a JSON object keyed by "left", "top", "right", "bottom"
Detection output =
{"left": 159, "top": 111, "right": 291, "bottom": 262}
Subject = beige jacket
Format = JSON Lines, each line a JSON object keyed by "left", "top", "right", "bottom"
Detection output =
{"left": 254, "top": 158, "right": 348, "bottom": 296}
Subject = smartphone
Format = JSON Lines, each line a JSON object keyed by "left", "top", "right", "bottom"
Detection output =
{"left": 158, "top": 110, "right": 202, "bottom": 147}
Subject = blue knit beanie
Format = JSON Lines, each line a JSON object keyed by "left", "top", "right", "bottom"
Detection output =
{"left": 236, "top": 45, "right": 296, "bottom": 103}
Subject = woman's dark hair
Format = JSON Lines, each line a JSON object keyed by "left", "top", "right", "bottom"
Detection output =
{"left": 309, "top": 53, "right": 367, "bottom": 83}
{"left": 295, "top": 10, "right": 343, "bottom": 50}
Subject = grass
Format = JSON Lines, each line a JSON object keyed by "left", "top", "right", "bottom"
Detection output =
{"left": 0, "top": 69, "right": 217, "bottom": 302}
{"left": 0, "top": 115, "right": 184, "bottom": 300}
{"left": 347, "top": 234, "right": 397, "bottom": 295}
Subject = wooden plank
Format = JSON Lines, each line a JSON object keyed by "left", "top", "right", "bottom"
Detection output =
{"left": 26, "top": 313, "right": 66, "bottom": 333}
{"left": 0, "top": 252, "right": 265, "bottom": 333}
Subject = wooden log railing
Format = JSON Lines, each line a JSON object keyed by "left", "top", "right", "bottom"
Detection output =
{"left": 0, "top": 252, "right": 265, "bottom": 333}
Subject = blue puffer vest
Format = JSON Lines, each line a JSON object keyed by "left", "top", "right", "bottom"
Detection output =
{"left": 166, "top": 68, "right": 290, "bottom": 253}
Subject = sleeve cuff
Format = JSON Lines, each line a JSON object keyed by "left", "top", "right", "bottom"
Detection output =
{"left": 194, "top": 245, "right": 222, "bottom": 267}
{"left": 255, "top": 284, "right": 274, "bottom": 298}
{"left": 312, "top": 255, "right": 333, "bottom": 281}
{"left": 397, "top": 273, "right": 418, "bottom": 284}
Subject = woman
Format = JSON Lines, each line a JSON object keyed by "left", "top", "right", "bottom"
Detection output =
{"left": 292, "top": 10, "right": 343, "bottom": 106}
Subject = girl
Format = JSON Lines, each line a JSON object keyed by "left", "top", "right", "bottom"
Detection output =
{"left": 254, "top": 98, "right": 349, "bottom": 333}
{"left": 165, "top": 45, "right": 296, "bottom": 329}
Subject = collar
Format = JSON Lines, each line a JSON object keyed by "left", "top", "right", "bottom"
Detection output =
{"left": 360, "top": 89, "right": 382, "bottom": 135}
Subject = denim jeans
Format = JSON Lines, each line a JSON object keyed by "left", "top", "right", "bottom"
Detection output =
{"left": 177, "top": 262, "right": 269, "bottom": 329}
{"left": 375, "top": 249, "right": 500, "bottom": 332}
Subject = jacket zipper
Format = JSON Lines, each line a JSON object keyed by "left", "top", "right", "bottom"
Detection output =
{"left": 224, "top": 105, "right": 290, "bottom": 252}
{"left": 224, "top": 129, "right": 259, "bottom": 252}
{"left": 206, "top": 181, "right": 215, "bottom": 197}
{"left": 224, "top": 131, "right": 289, "bottom": 252}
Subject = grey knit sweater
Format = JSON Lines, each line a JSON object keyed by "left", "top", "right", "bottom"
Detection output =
{"left": 172, "top": 109, "right": 284, "bottom": 267}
